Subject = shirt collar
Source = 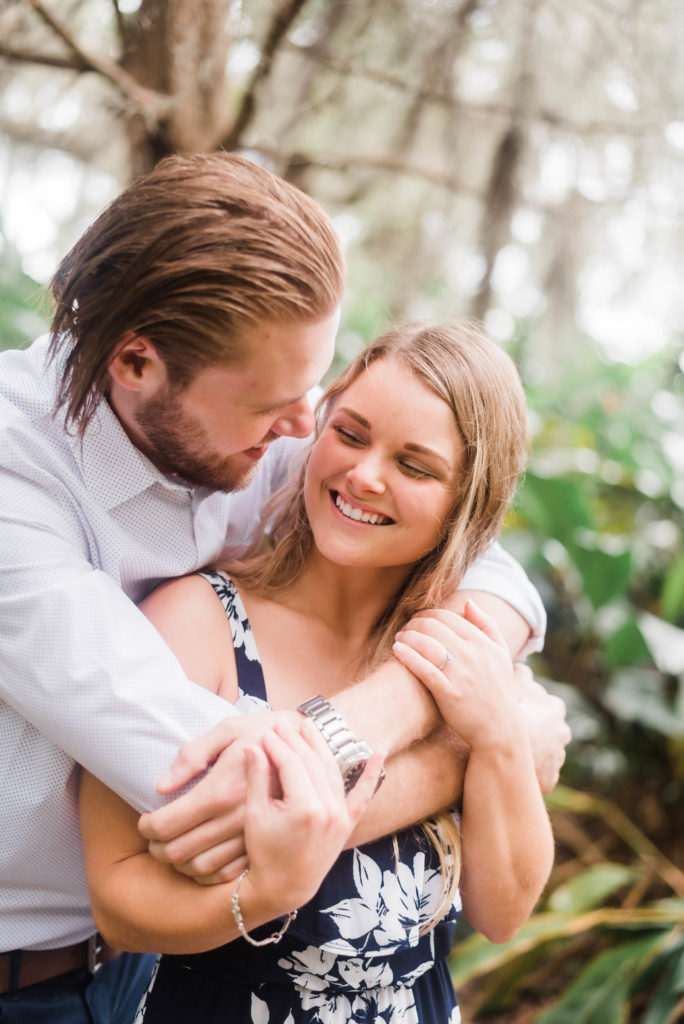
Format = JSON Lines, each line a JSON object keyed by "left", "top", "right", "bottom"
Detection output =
{"left": 66, "top": 398, "right": 191, "bottom": 509}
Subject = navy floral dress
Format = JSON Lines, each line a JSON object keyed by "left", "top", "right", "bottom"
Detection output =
{"left": 136, "top": 570, "right": 462, "bottom": 1024}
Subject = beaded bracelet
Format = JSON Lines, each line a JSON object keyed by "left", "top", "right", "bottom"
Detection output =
{"left": 231, "top": 868, "right": 298, "bottom": 947}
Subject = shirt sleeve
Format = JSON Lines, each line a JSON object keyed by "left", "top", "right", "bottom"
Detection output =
{"left": 458, "top": 541, "right": 547, "bottom": 658}
{"left": 0, "top": 467, "right": 240, "bottom": 813}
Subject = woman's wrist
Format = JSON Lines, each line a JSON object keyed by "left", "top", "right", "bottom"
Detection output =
{"left": 236, "top": 864, "right": 302, "bottom": 929}
{"left": 231, "top": 868, "right": 298, "bottom": 946}
{"left": 468, "top": 708, "right": 533, "bottom": 763}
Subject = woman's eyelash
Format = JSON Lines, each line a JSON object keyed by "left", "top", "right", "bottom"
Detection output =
{"left": 401, "top": 462, "right": 433, "bottom": 478}
{"left": 332, "top": 424, "right": 362, "bottom": 442}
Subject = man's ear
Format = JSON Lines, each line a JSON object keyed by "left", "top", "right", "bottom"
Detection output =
{"left": 108, "top": 333, "right": 167, "bottom": 395}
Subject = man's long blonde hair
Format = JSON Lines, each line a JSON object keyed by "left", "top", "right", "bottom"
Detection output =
{"left": 230, "top": 321, "right": 529, "bottom": 926}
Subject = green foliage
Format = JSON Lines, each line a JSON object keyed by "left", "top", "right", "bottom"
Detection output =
{"left": 662, "top": 552, "right": 684, "bottom": 623}
{"left": 451, "top": 335, "right": 684, "bottom": 1021}
{"left": 0, "top": 237, "right": 48, "bottom": 351}
{"left": 533, "top": 934, "right": 670, "bottom": 1024}
{"left": 547, "top": 864, "right": 642, "bottom": 914}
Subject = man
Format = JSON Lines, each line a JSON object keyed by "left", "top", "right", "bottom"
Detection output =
{"left": 0, "top": 153, "right": 568, "bottom": 1022}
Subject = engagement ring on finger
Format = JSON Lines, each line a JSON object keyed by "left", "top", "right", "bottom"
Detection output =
{"left": 438, "top": 650, "right": 454, "bottom": 671}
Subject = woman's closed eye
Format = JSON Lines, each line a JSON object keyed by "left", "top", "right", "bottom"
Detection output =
{"left": 332, "top": 424, "right": 365, "bottom": 445}
{"left": 399, "top": 461, "right": 438, "bottom": 480}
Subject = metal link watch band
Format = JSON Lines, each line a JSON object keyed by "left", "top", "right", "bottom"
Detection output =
{"left": 297, "top": 695, "right": 379, "bottom": 793}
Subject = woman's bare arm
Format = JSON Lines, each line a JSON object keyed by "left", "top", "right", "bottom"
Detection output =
{"left": 393, "top": 602, "right": 555, "bottom": 941}
{"left": 80, "top": 720, "right": 383, "bottom": 953}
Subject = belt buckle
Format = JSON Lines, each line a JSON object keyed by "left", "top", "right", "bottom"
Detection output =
{"left": 87, "top": 935, "right": 102, "bottom": 974}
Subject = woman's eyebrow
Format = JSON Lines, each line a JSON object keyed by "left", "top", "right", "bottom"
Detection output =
{"left": 337, "top": 407, "right": 371, "bottom": 428}
{"left": 404, "top": 443, "right": 451, "bottom": 471}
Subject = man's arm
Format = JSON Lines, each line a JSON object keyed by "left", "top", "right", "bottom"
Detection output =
{"left": 137, "top": 589, "right": 531, "bottom": 868}
{"left": 0, "top": 468, "right": 241, "bottom": 813}
{"left": 335, "top": 539, "right": 545, "bottom": 753}
{"left": 141, "top": 654, "right": 569, "bottom": 881}
{"left": 332, "top": 588, "right": 534, "bottom": 756}
{"left": 459, "top": 541, "right": 547, "bottom": 658}
{"left": 141, "top": 570, "right": 566, "bottom": 880}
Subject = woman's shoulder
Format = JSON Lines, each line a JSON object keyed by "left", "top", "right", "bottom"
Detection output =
{"left": 140, "top": 572, "right": 239, "bottom": 697}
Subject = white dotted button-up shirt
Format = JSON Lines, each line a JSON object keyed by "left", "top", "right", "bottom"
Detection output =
{"left": 0, "top": 335, "right": 545, "bottom": 951}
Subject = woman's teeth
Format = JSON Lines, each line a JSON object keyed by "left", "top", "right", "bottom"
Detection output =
{"left": 335, "top": 494, "right": 391, "bottom": 525}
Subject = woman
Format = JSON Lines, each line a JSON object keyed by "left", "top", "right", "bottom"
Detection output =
{"left": 80, "top": 322, "right": 554, "bottom": 1024}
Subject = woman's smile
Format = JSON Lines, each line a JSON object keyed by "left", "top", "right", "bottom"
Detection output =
{"left": 331, "top": 490, "right": 394, "bottom": 526}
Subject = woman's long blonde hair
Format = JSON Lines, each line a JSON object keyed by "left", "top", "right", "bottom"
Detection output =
{"left": 229, "top": 321, "right": 529, "bottom": 926}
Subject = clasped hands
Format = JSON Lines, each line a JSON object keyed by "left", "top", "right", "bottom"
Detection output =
{"left": 139, "top": 602, "right": 571, "bottom": 885}
{"left": 393, "top": 599, "right": 571, "bottom": 786}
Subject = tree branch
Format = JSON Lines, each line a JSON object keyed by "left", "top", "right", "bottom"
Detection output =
{"left": 0, "top": 115, "right": 113, "bottom": 164}
{"left": 243, "top": 141, "right": 484, "bottom": 198}
{"left": 288, "top": 41, "right": 662, "bottom": 140}
{"left": 221, "top": 0, "right": 311, "bottom": 150}
{"left": 110, "top": 0, "right": 127, "bottom": 43}
{"left": 25, "top": 0, "right": 172, "bottom": 119}
{"left": 0, "top": 44, "right": 86, "bottom": 71}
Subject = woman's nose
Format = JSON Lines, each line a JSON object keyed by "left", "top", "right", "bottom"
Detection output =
{"left": 347, "top": 453, "right": 386, "bottom": 493}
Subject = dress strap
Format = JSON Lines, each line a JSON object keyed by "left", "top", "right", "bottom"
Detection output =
{"left": 197, "top": 570, "right": 268, "bottom": 703}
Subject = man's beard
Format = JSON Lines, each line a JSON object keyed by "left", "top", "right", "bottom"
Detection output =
{"left": 134, "top": 384, "right": 257, "bottom": 493}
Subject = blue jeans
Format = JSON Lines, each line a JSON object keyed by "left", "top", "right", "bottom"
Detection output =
{"left": 0, "top": 954, "right": 157, "bottom": 1024}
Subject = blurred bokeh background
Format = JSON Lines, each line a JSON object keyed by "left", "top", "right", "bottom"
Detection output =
{"left": 1, "top": 1, "right": 683, "bottom": 1019}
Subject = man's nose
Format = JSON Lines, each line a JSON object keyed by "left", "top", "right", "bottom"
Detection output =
{"left": 271, "top": 398, "right": 316, "bottom": 439}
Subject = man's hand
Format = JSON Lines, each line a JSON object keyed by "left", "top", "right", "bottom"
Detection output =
{"left": 138, "top": 709, "right": 300, "bottom": 884}
{"left": 513, "top": 663, "right": 571, "bottom": 792}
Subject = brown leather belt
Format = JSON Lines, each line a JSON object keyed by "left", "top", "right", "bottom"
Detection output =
{"left": 0, "top": 936, "right": 120, "bottom": 994}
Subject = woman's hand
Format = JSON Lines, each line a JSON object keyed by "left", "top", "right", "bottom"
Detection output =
{"left": 240, "top": 718, "right": 384, "bottom": 921}
{"left": 392, "top": 600, "right": 522, "bottom": 753}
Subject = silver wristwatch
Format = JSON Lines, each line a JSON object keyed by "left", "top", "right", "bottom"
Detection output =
{"left": 297, "top": 695, "right": 383, "bottom": 794}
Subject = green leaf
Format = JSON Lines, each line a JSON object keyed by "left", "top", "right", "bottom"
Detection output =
{"left": 534, "top": 933, "right": 666, "bottom": 1024}
{"left": 548, "top": 863, "right": 641, "bottom": 914}
{"left": 604, "top": 619, "right": 652, "bottom": 669}
{"left": 567, "top": 542, "right": 632, "bottom": 609}
{"left": 662, "top": 551, "right": 684, "bottom": 623}
{"left": 642, "top": 943, "right": 684, "bottom": 1024}
{"left": 449, "top": 913, "right": 576, "bottom": 986}
{"left": 518, "top": 473, "right": 594, "bottom": 543}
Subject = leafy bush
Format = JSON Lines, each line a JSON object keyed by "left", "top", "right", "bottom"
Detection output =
{"left": 452, "top": 341, "right": 684, "bottom": 1022}
{"left": 0, "top": 237, "right": 47, "bottom": 352}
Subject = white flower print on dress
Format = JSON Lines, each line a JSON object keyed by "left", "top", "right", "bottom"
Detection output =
{"left": 277, "top": 946, "right": 397, "bottom": 994}
{"left": 202, "top": 570, "right": 260, "bottom": 662}
{"left": 296, "top": 981, "right": 421, "bottom": 1024}
{"left": 250, "top": 992, "right": 270, "bottom": 1023}
{"left": 319, "top": 849, "right": 444, "bottom": 955}
{"left": 276, "top": 934, "right": 432, "bottom": 1022}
